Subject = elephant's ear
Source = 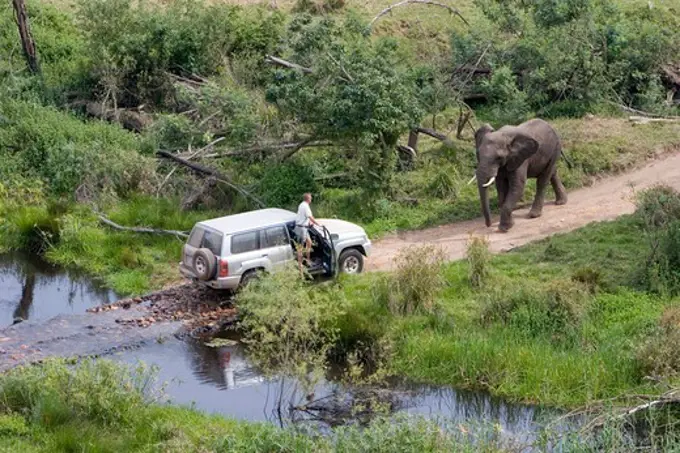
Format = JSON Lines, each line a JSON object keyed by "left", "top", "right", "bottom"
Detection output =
{"left": 506, "top": 133, "right": 539, "bottom": 172}
{"left": 474, "top": 124, "right": 494, "bottom": 149}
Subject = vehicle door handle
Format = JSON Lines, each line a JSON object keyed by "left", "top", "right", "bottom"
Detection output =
{"left": 261, "top": 254, "right": 268, "bottom": 258}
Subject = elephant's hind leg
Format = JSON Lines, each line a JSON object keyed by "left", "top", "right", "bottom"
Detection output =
{"left": 529, "top": 172, "right": 551, "bottom": 219}
{"left": 551, "top": 172, "right": 568, "bottom": 205}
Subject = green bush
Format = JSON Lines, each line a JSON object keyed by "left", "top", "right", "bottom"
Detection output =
{"left": 636, "top": 187, "right": 680, "bottom": 296}
{"left": 237, "top": 266, "right": 344, "bottom": 388}
{"left": 635, "top": 185, "right": 680, "bottom": 230}
{"left": 637, "top": 306, "right": 680, "bottom": 378}
{"left": 257, "top": 161, "right": 318, "bottom": 209}
{"left": 78, "top": 0, "right": 284, "bottom": 107}
{"left": 466, "top": 235, "right": 492, "bottom": 289}
{"left": 0, "top": 98, "right": 153, "bottom": 197}
{"left": 0, "top": 1, "right": 88, "bottom": 95}
{"left": 481, "top": 279, "right": 590, "bottom": 342}
{"left": 374, "top": 245, "right": 446, "bottom": 316}
{"left": 293, "top": 0, "right": 346, "bottom": 14}
{"left": 0, "top": 359, "right": 157, "bottom": 428}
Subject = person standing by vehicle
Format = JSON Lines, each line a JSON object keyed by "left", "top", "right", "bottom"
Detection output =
{"left": 295, "top": 193, "right": 320, "bottom": 273}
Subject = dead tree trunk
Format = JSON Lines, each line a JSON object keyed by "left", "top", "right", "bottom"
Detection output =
{"left": 12, "top": 0, "right": 41, "bottom": 75}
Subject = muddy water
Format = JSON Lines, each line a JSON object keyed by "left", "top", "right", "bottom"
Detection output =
{"left": 111, "top": 334, "right": 578, "bottom": 444}
{"left": 0, "top": 253, "right": 118, "bottom": 327}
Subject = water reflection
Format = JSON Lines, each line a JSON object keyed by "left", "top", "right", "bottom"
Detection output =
{"left": 112, "top": 336, "right": 578, "bottom": 442}
{"left": 0, "top": 253, "right": 119, "bottom": 326}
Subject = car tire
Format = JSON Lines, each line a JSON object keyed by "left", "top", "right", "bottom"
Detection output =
{"left": 239, "top": 270, "right": 260, "bottom": 290}
{"left": 338, "top": 249, "right": 364, "bottom": 275}
{"left": 193, "top": 248, "right": 216, "bottom": 281}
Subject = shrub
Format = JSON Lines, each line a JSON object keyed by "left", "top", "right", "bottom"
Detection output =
{"left": 375, "top": 245, "right": 446, "bottom": 316}
{"left": 466, "top": 235, "right": 491, "bottom": 289}
{"left": 636, "top": 187, "right": 680, "bottom": 296}
{"left": 571, "top": 266, "right": 604, "bottom": 294}
{"left": 77, "top": 0, "right": 285, "bottom": 107}
{"left": 0, "top": 359, "right": 158, "bottom": 427}
{"left": 481, "top": 279, "right": 590, "bottom": 342}
{"left": 635, "top": 185, "right": 680, "bottom": 231}
{"left": 0, "top": 99, "right": 153, "bottom": 197}
{"left": 257, "top": 161, "right": 318, "bottom": 209}
{"left": 237, "top": 266, "right": 344, "bottom": 390}
{"left": 637, "top": 306, "right": 680, "bottom": 378}
{"left": 427, "top": 168, "right": 458, "bottom": 200}
{"left": 293, "top": 0, "right": 346, "bottom": 14}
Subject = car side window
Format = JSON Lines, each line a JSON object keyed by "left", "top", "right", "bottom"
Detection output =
{"left": 263, "top": 226, "right": 289, "bottom": 248}
{"left": 202, "top": 230, "right": 223, "bottom": 256}
{"left": 231, "top": 231, "right": 260, "bottom": 254}
{"left": 188, "top": 227, "right": 204, "bottom": 248}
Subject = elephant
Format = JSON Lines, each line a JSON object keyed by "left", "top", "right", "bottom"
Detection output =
{"left": 473, "top": 118, "right": 568, "bottom": 232}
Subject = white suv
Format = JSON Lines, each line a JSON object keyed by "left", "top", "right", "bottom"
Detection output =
{"left": 179, "top": 208, "right": 372, "bottom": 290}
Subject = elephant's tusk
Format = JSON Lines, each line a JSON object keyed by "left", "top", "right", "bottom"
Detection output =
{"left": 467, "top": 175, "right": 477, "bottom": 185}
{"left": 482, "top": 176, "right": 496, "bottom": 188}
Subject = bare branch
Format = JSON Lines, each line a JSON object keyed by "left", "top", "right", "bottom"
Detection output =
{"left": 279, "top": 137, "right": 316, "bottom": 161}
{"left": 156, "top": 150, "right": 266, "bottom": 208}
{"left": 265, "top": 55, "right": 313, "bottom": 74}
{"left": 97, "top": 214, "right": 189, "bottom": 238}
{"left": 370, "top": 0, "right": 469, "bottom": 29}
{"left": 192, "top": 141, "right": 333, "bottom": 159}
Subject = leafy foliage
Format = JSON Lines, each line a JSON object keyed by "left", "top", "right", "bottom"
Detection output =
{"left": 257, "top": 161, "right": 318, "bottom": 209}
{"left": 267, "top": 26, "right": 424, "bottom": 196}
{"left": 77, "top": 0, "right": 284, "bottom": 107}
{"left": 237, "top": 266, "right": 344, "bottom": 391}
{"left": 0, "top": 98, "right": 153, "bottom": 197}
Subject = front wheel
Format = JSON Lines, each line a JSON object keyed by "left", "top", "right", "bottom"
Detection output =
{"left": 338, "top": 249, "right": 364, "bottom": 275}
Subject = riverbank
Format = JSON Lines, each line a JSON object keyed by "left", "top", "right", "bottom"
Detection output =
{"left": 0, "top": 359, "right": 677, "bottom": 452}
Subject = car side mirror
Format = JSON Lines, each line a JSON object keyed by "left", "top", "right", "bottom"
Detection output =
{"left": 331, "top": 233, "right": 339, "bottom": 241}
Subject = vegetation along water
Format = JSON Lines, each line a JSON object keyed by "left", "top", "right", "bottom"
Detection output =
{"left": 1, "top": 0, "right": 680, "bottom": 451}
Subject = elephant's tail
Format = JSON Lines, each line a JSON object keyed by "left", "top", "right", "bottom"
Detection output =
{"left": 561, "top": 150, "right": 574, "bottom": 170}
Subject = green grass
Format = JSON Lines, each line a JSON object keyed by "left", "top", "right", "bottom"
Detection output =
{"left": 333, "top": 214, "right": 680, "bottom": 408}
{"left": 0, "top": 359, "right": 502, "bottom": 453}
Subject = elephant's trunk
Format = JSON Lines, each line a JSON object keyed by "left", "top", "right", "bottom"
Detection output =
{"left": 477, "top": 172, "right": 492, "bottom": 228}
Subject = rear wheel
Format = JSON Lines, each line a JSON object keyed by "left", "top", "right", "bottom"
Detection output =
{"left": 239, "top": 269, "right": 261, "bottom": 290}
{"left": 193, "top": 248, "right": 216, "bottom": 281}
{"left": 338, "top": 249, "right": 364, "bottom": 275}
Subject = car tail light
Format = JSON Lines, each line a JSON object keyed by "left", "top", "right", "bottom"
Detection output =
{"left": 219, "top": 259, "right": 229, "bottom": 277}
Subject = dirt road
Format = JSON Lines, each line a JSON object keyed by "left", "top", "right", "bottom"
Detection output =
{"left": 368, "top": 150, "right": 680, "bottom": 271}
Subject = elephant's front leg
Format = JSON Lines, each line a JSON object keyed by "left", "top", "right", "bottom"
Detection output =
{"left": 499, "top": 178, "right": 525, "bottom": 232}
{"left": 495, "top": 177, "right": 509, "bottom": 208}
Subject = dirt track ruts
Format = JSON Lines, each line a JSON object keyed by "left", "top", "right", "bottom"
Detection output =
{"left": 367, "top": 149, "right": 680, "bottom": 271}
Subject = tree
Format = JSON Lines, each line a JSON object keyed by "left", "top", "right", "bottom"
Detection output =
{"left": 267, "top": 37, "right": 423, "bottom": 198}
{"left": 12, "top": 0, "right": 41, "bottom": 75}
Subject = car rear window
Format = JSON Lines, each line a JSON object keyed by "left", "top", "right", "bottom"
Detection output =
{"left": 263, "top": 226, "right": 289, "bottom": 248}
{"left": 202, "top": 230, "right": 223, "bottom": 256}
{"left": 232, "top": 231, "right": 260, "bottom": 254}
{"left": 187, "top": 227, "right": 204, "bottom": 248}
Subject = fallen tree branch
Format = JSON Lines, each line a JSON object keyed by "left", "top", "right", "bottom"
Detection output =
{"left": 265, "top": 55, "right": 312, "bottom": 73}
{"left": 97, "top": 214, "right": 189, "bottom": 238}
{"left": 370, "top": 0, "right": 469, "bottom": 29}
{"left": 609, "top": 101, "right": 680, "bottom": 119}
{"left": 415, "top": 127, "right": 453, "bottom": 145}
{"left": 195, "top": 141, "right": 333, "bottom": 159}
{"left": 279, "top": 137, "right": 316, "bottom": 161}
{"left": 629, "top": 115, "right": 680, "bottom": 125}
{"left": 156, "top": 150, "right": 266, "bottom": 208}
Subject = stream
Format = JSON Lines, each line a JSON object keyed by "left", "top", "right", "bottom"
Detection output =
{"left": 0, "top": 253, "right": 118, "bottom": 327}
{"left": 0, "top": 254, "right": 582, "bottom": 446}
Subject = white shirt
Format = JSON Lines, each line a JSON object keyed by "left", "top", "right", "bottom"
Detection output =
{"left": 296, "top": 201, "right": 312, "bottom": 227}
